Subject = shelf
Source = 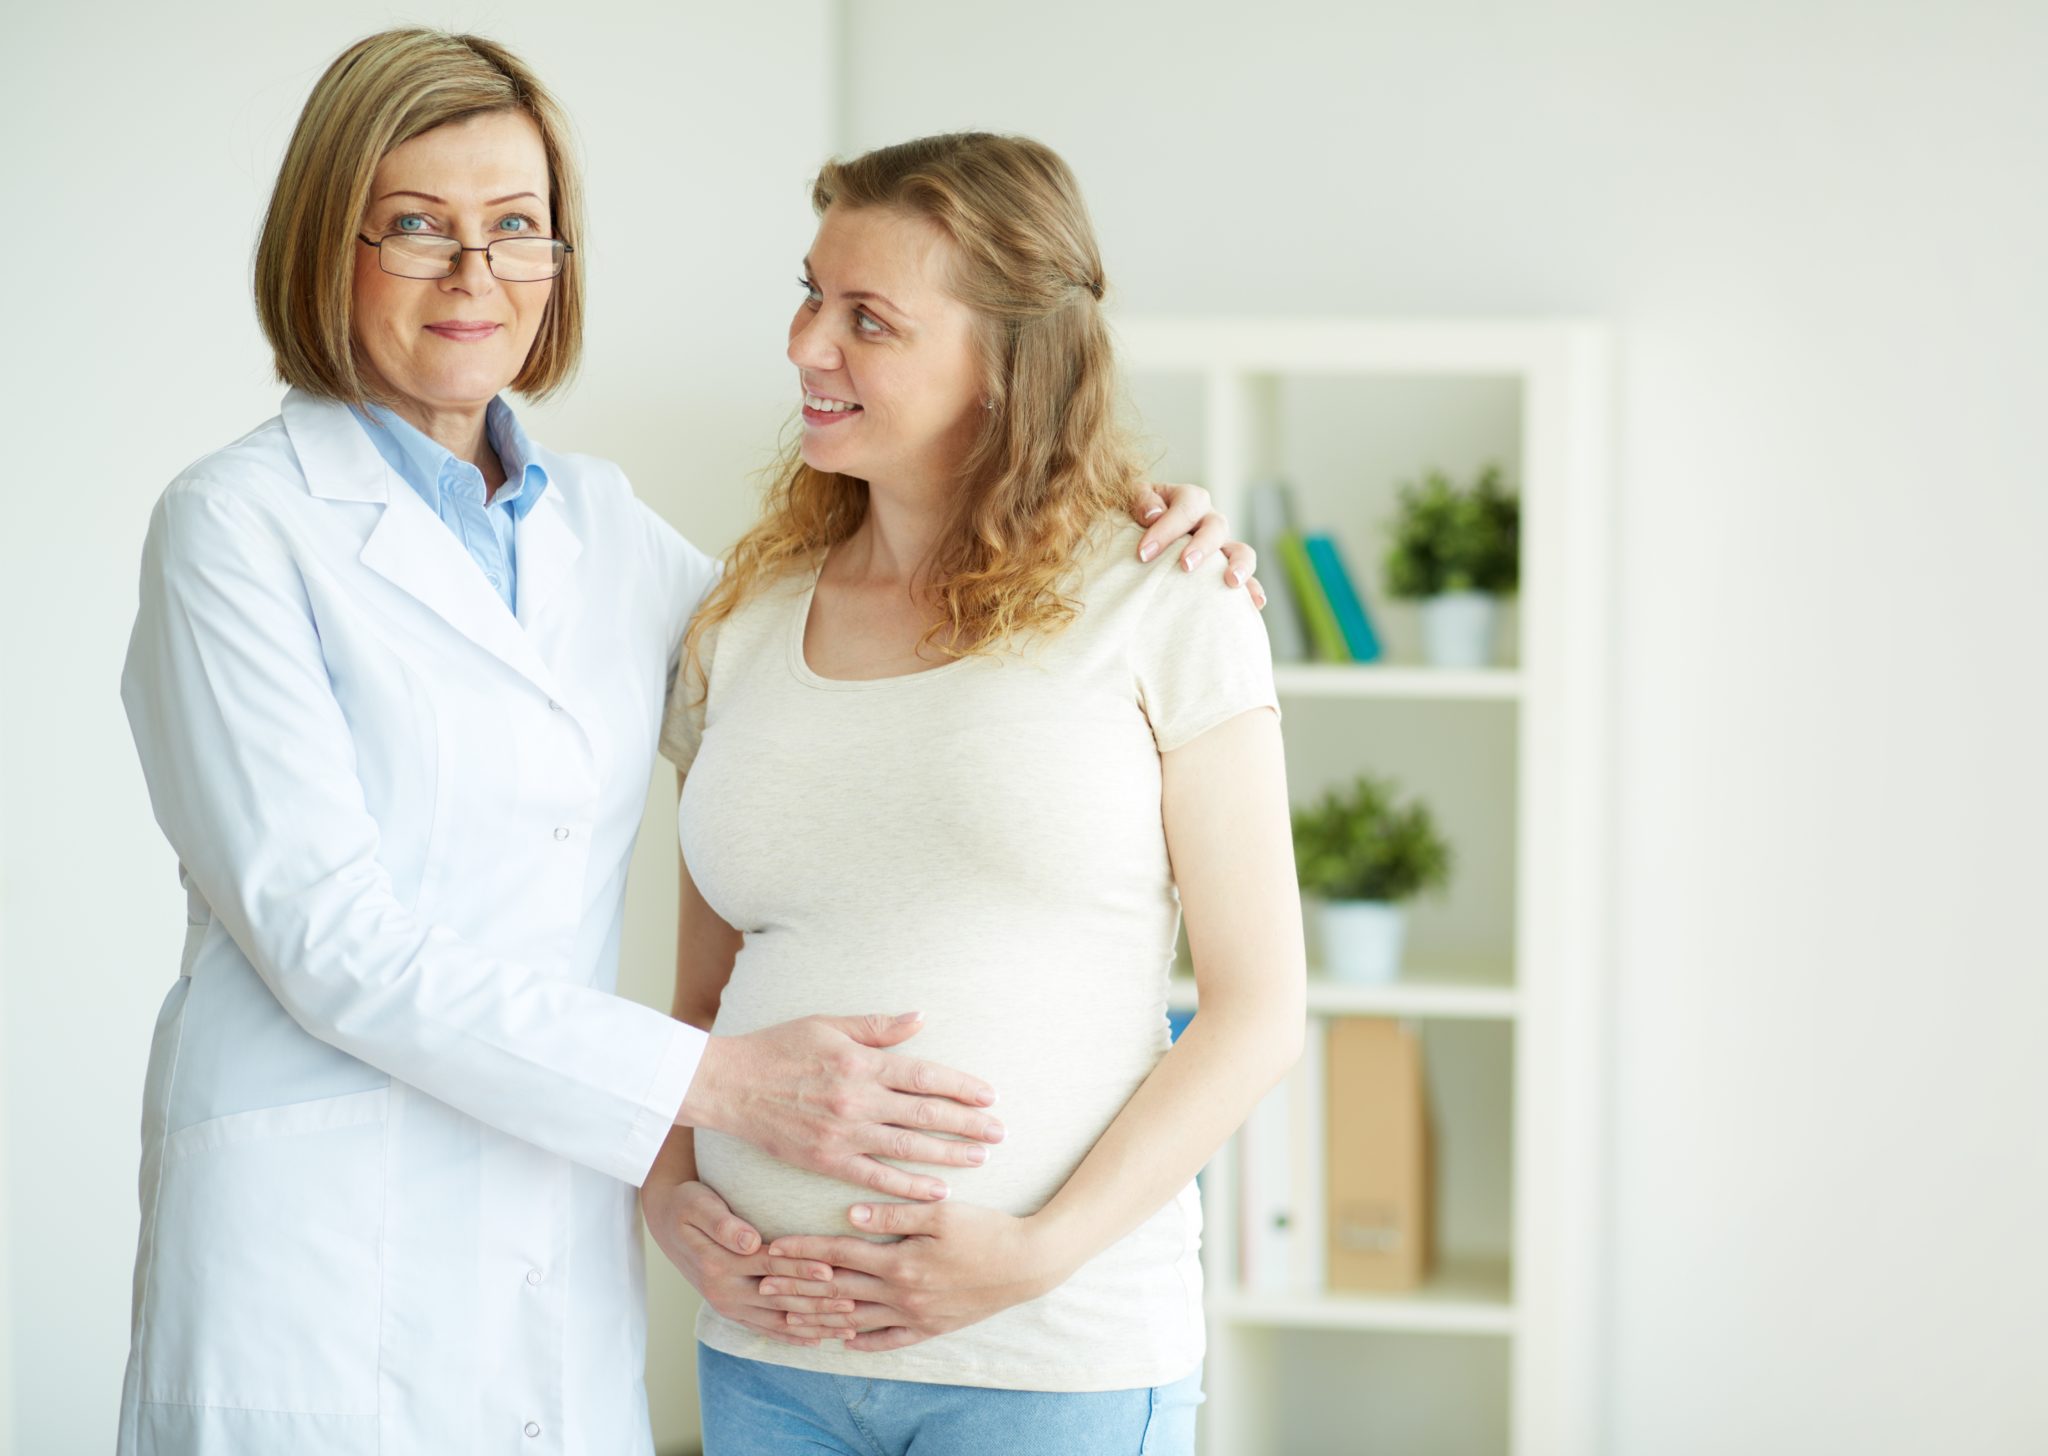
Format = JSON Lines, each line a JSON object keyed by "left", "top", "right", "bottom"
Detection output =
{"left": 1216, "top": 1257, "right": 1515, "bottom": 1336}
{"left": 1169, "top": 972, "right": 1519, "bottom": 1021}
{"left": 1272, "top": 664, "right": 1521, "bottom": 702}
{"left": 1112, "top": 316, "right": 1611, "bottom": 1456}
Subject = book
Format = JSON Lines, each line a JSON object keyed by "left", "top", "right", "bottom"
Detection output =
{"left": 1326, "top": 1017, "right": 1433, "bottom": 1292}
{"left": 1238, "top": 1030, "right": 1328, "bottom": 1293}
{"left": 1245, "top": 482, "right": 1310, "bottom": 663}
{"left": 1304, "top": 534, "right": 1383, "bottom": 663}
{"left": 1275, "top": 532, "right": 1351, "bottom": 663}
{"left": 1287, "top": 1022, "right": 1328, "bottom": 1291}
{"left": 1239, "top": 1074, "right": 1295, "bottom": 1293}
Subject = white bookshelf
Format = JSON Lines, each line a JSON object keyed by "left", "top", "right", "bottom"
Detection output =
{"left": 1120, "top": 317, "right": 1612, "bottom": 1456}
{"left": 1271, "top": 664, "right": 1523, "bottom": 701}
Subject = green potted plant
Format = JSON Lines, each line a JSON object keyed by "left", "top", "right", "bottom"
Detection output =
{"left": 1383, "top": 463, "right": 1521, "bottom": 668}
{"left": 1291, "top": 775, "right": 1453, "bottom": 983}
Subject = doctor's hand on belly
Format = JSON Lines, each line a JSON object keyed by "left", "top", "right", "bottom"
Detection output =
{"left": 674, "top": 1009, "right": 1004, "bottom": 1203}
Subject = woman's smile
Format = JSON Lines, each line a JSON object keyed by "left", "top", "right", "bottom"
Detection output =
{"left": 801, "top": 388, "right": 864, "bottom": 426}
{"left": 424, "top": 320, "right": 504, "bottom": 342}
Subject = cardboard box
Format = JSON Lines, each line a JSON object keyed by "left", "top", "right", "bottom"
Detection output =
{"left": 1325, "top": 1017, "right": 1433, "bottom": 1292}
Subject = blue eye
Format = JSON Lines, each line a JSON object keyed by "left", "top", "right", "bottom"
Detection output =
{"left": 855, "top": 310, "right": 884, "bottom": 336}
{"left": 394, "top": 214, "right": 429, "bottom": 233}
{"left": 497, "top": 214, "right": 535, "bottom": 233}
{"left": 797, "top": 275, "right": 822, "bottom": 305}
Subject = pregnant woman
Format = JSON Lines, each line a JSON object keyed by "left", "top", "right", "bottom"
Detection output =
{"left": 643, "top": 133, "right": 1308, "bottom": 1455}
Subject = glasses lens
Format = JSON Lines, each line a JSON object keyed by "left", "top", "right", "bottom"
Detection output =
{"left": 490, "top": 238, "right": 565, "bottom": 282}
{"left": 381, "top": 234, "right": 458, "bottom": 279}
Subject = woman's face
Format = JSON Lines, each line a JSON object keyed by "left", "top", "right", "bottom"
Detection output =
{"left": 787, "top": 205, "right": 987, "bottom": 492}
{"left": 351, "top": 110, "right": 554, "bottom": 418}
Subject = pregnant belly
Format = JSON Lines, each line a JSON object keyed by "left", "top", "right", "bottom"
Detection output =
{"left": 698, "top": 947, "right": 1169, "bottom": 1243}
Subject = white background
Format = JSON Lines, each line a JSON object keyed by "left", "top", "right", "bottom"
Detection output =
{"left": 5, "top": 2, "right": 2045, "bottom": 1453}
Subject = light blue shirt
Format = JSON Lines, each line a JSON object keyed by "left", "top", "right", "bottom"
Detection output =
{"left": 351, "top": 397, "right": 549, "bottom": 614}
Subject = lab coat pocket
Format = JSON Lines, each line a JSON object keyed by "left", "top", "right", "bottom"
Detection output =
{"left": 138, "top": 1086, "right": 389, "bottom": 1416}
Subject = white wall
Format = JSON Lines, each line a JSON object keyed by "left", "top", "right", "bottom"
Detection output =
{"left": 10, "top": 3, "right": 2048, "bottom": 1453}
{"left": 1, "top": 6, "right": 832, "bottom": 1451}
{"left": 832, "top": 2, "right": 2047, "bottom": 1453}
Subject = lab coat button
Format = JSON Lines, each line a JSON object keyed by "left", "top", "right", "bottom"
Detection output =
{"left": 553, "top": 827, "right": 570, "bottom": 841}
{"left": 524, "top": 1422, "right": 541, "bottom": 1438}
{"left": 526, "top": 1268, "right": 542, "bottom": 1285}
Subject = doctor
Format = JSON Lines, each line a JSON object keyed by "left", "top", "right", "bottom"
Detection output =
{"left": 116, "top": 27, "right": 1252, "bottom": 1456}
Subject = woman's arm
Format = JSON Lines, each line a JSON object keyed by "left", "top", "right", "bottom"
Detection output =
{"left": 768, "top": 706, "right": 1305, "bottom": 1348}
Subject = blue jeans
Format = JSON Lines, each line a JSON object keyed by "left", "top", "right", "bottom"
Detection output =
{"left": 697, "top": 1344, "right": 1204, "bottom": 1455}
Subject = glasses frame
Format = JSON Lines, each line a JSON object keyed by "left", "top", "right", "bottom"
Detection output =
{"left": 356, "top": 231, "right": 574, "bottom": 282}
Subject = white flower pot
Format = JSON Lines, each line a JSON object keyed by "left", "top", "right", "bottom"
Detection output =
{"left": 1421, "top": 592, "right": 1500, "bottom": 669}
{"left": 1318, "top": 900, "right": 1407, "bottom": 984}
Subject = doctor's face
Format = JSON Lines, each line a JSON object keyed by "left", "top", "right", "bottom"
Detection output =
{"left": 787, "top": 205, "right": 988, "bottom": 494}
{"left": 351, "top": 110, "right": 555, "bottom": 420}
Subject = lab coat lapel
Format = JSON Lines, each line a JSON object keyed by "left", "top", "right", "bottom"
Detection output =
{"left": 283, "top": 389, "right": 564, "bottom": 700}
{"left": 514, "top": 489, "right": 581, "bottom": 627}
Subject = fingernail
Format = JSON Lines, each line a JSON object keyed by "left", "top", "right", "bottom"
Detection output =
{"left": 894, "top": 1011, "right": 923, "bottom": 1024}
{"left": 836, "top": 1301, "right": 854, "bottom": 1313}
{"left": 929, "top": 1183, "right": 950, "bottom": 1201}
{"left": 1227, "top": 569, "right": 1242, "bottom": 586}
{"left": 812, "top": 1266, "right": 831, "bottom": 1280}
{"left": 851, "top": 1206, "right": 872, "bottom": 1225}
{"left": 1143, "top": 504, "right": 1164, "bottom": 522}
{"left": 1183, "top": 550, "right": 1203, "bottom": 571}
{"left": 1139, "top": 541, "right": 1160, "bottom": 562}
{"left": 984, "top": 1120, "right": 1005, "bottom": 1141}
{"left": 761, "top": 1281, "right": 778, "bottom": 1295}
{"left": 738, "top": 1233, "right": 757, "bottom": 1252}
{"left": 966, "top": 1147, "right": 987, "bottom": 1165}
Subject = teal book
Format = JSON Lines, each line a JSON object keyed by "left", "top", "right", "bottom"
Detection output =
{"left": 1303, "top": 535, "right": 1383, "bottom": 663}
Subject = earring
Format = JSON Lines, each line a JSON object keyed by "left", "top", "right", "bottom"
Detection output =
{"left": 983, "top": 398, "right": 995, "bottom": 410}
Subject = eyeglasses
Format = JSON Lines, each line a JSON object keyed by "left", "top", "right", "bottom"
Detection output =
{"left": 357, "top": 231, "right": 572, "bottom": 282}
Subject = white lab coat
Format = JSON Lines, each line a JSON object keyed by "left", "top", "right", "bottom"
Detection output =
{"left": 116, "top": 389, "right": 716, "bottom": 1455}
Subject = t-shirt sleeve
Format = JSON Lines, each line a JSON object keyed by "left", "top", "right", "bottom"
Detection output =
{"left": 1130, "top": 553, "right": 1281, "bottom": 753}
{"left": 658, "top": 613, "right": 720, "bottom": 775}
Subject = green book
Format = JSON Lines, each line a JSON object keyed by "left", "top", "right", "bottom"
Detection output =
{"left": 1276, "top": 532, "right": 1350, "bottom": 662}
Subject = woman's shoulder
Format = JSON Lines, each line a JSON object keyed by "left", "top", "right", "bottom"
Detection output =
{"left": 1068, "top": 516, "right": 1243, "bottom": 619}
{"left": 162, "top": 415, "right": 297, "bottom": 505}
{"left": 147, "top": 415, "right": 312, "bottom": 562}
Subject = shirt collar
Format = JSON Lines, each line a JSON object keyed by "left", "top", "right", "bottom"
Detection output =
{"left": 352, "top": 397, "right": 551, "bottom": 518}
{"left": 483, "top": 397, "right": 550, "bottom": 520}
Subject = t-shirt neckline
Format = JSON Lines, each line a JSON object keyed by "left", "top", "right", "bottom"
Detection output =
{"left": 785, "top": 555, "right": 976, "bottom": 692}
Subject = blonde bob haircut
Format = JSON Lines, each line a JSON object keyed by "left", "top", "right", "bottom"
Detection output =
{"left": 688, "top": 132, "right": 1141, "bottom": 682}
{"left": 255, "top": 28, "right": 584, "bottom": 403}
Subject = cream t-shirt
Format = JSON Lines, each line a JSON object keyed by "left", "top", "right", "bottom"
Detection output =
{"left": 659, "top": 519, "right": 1278, "bottom": 1392}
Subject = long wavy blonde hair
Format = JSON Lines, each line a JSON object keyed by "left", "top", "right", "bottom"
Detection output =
{"left": 685, "top": 132, "right": 1141, "bottom": 685}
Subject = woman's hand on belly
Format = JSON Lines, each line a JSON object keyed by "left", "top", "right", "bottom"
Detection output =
{"left": 641, "top": 1178, "right": 863, "bottom": 1346}
{"left": 766, "top": 1200, "right": 1076, "bottom": 1351}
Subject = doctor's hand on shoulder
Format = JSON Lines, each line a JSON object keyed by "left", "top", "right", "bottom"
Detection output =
{"left": 677, "top": 1009, "right": 1004, "bottom": 1204}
